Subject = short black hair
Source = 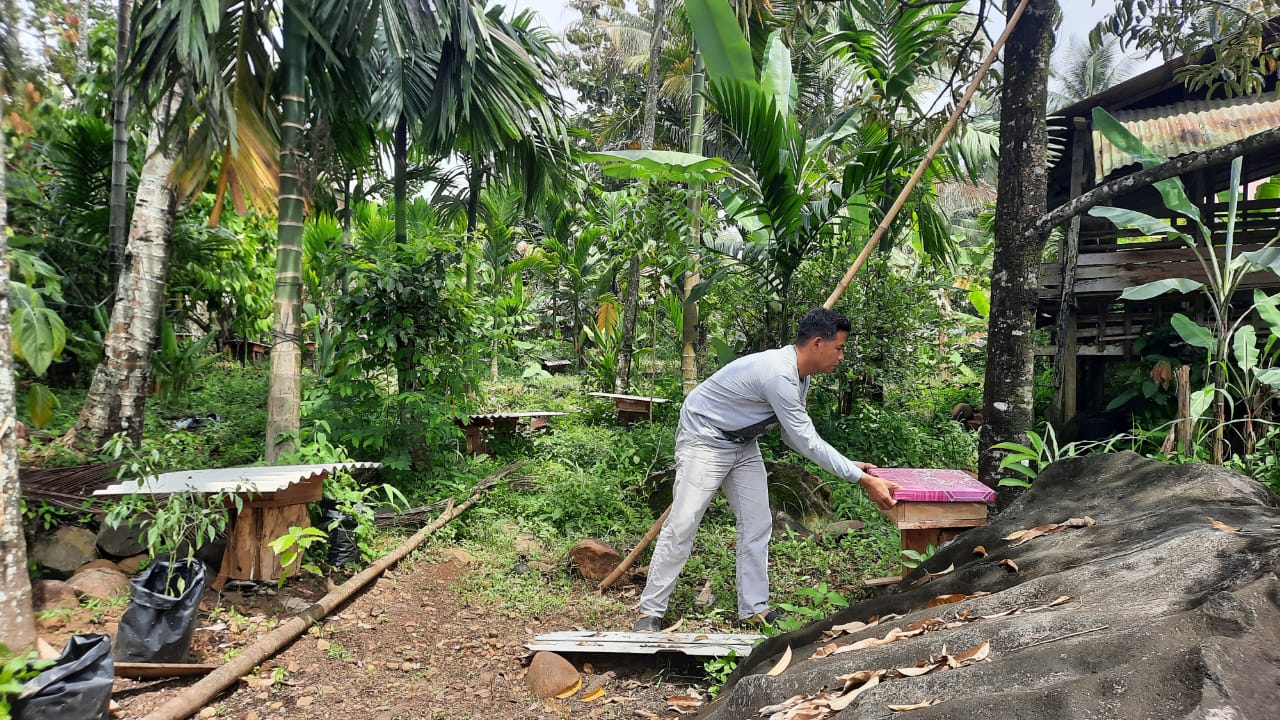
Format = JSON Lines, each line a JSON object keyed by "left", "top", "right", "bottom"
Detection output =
{"left": 795, "top": 307, "right": 851, "bottom": 344}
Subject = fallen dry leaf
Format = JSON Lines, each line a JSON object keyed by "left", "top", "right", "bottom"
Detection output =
{"left": 662, "top": 618, "right": 686, "bottom": 633}
{"left": 973, "top": 545, "right": 988, "bottom": 557}
{"left": 581, "top": 687, "right": 606, "bottom": 702}
{"left": 948, "top": 639, "right": 991, "bottom": 667}
{"left": 888, "top": 699, "right": 943, "bottom": 712}
{"left": 894, "top": 664, "right": 939, "bottom": 677}
{"left": 927, "top": 564, "right": 956, "bottom": 578}
{"left": 632, "top": 711, "right": 660, "bottom": 720}
{"left": 766, "top": 646, "right": 793, "bottom": 676}
{"left": 1047, "top": 595, "right": 1072, "bottom": 607}
{"left": 666, "top": 694, "right": 704, "bottom": 714}
{"left": 812, "top": 643, "right": 839, "bottom": 658}
{"left": 556, "top": 678, "right": 583, "bottom": 699}
{"left": 1004, "top": 517, "right": 1097, "bottom": 546}
{"left": 829, "top": 672, "right": 882, "bottom": 711}
{"left": 1207, "top": 516, "right": 1241, "bottom": 533}
{"left": 1000, "top": 558, "right": 1020, "bottom": 573}
{"left": 837, "top": 668, "right": 882, "bottom": 691}
{"left": 582, "top": 662, "right": 594, "bottom": 674}
{"left": 757, "top": 694, "right": 806, "bottom": 714}
{"left": 927, "top": 591, "right": 990, "bottom": 608}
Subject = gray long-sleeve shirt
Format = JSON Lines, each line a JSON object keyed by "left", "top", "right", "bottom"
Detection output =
{"left": 679, "top": 345, "right": 864, "bottom": 482}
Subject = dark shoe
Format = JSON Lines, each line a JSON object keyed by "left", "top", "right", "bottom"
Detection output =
{"left": 740, "top": 610, "right": 788, "bottom": 629}
{"left": 632, "top": 615, "right": 665, "bottom": 632}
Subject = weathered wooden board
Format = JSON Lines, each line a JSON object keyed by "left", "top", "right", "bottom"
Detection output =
{"left": 114, "top": 662, "right": 218, "bottom": 679}
{"left": 525, "top": 631, "right": 761, "bottom": 657}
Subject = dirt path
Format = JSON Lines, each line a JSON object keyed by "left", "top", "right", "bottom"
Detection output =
{"left": 103, "top": 551, "right": 714, "bottom": 720}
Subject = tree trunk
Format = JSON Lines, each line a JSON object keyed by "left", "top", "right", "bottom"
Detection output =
{"left": 465, "top": 159, "right": 482, "bottom": 294}
{"left": 614, "top": 254, "right": 642, "bottom": 393}
{"left": 108, "top": 0, "right": 132, "bottom": 277}
{"left": 616, "top": 0, "right": 669, "bottom": 393}
{"left": 67, "top": 90, "right": 182, "bottom": 449}
{"left": 681, "top": 49, "right": 705, "bottom": 394}
{"left": 265, "top": 7, "right": 308, "bottom": 463}
{"left": 978, "top": 0, "right": 1056, "bottom": 492}
{"left": 1, "top": 72, "right": 37, "bottom": 652}
{"left": 394, "top": 114, "right": 407, "bottom": 245}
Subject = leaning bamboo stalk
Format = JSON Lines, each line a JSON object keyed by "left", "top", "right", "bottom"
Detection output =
{"left": 598, "top": 505, "right": 671, "bottom": 593}
{"left": 824, "top": 0, "right": 1030, "bottom": 309}
{"left": 140, "top": 462, "right": 523, "bottom": 720}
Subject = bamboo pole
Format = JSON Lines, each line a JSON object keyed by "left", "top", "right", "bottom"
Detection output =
{"left": 140, "top": 462, "right": 523, "bottom": 720}
{"left": 597, "top": 506, "right": 671, "bottom": 592}
{"left": 823, "top": 0, "right": 1030, "bottom": 310}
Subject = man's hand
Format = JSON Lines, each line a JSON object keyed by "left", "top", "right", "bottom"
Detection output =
{"left": 855, "top": 461, "right": 879, "bottom": 475}
{"left": 858, "top": 473, "right": 901, "bottom": 512}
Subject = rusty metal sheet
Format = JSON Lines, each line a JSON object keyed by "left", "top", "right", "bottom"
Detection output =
{"left": 1094, "top": 94, "right": 1280, "bottom": 182}
{"left": 525, "top": 631, "right": 762, "bottom": 658}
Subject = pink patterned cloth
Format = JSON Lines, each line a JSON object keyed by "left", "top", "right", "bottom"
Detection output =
{"left": 876, "top": 468, "right": 996, "bottom": 503}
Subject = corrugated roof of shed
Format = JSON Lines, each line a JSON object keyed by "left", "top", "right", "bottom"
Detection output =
{"left": 1093, "top": 94, "right": 1280, "bottom": 182}
{"left": 93, "top": 462, "right": 379, "bottom": 496}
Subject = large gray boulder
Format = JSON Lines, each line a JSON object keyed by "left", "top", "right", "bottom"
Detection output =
{"left": 704, "top": 453, "right": 1280, "bottom": 720}
{"left": 30, "top": 526, "right": 99, "bottom": 577}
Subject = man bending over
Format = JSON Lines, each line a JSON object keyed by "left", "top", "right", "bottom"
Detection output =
{"left": 634, "top": 307, "right": 900, "bottom": 631}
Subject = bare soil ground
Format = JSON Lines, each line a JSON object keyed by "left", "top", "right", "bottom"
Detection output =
{"left": 42, "top": 549, "right": 720, "bottom": 720}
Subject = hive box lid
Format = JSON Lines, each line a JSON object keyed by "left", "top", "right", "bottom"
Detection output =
{"left": 878, "top": 468, "right": 996, "bottom": 503}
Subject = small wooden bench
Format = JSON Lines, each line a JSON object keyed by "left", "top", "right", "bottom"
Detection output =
{"left": 539, "top": 359, "right": 573, "bottom": 374}
{"left": 94, "top": 462, "right": 380, "bottom": 586}
{"left": 459, "top": 412, "right": 568, "bottom": 454}
{"left": 875, "top": 468, "right": 995, "bottom": 577}
{"left": 587, "top": 392, "right": 670, "bottom": 424}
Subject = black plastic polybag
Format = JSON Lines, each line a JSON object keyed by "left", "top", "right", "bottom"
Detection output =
{"left": 14, "top": 634, "right": 113, "bottom": 720}
{"left": 113, "top": 557, "right": 205, "bottom": 662}
{"left": 320, "top": 499, "right": 361, "bottom": 566}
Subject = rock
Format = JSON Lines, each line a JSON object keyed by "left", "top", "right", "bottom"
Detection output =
{"left": 442, "top": 548, "right": 476, "bottom": 566}
{"left": 32, "top": 579, "right": 80, "bottom": 612}
{"left": 74, "top": 559, "right": 123, "bottom": 575}
{"left": 771, "top": 510, "right": 813, "bottom": 538}
{"left": 818, "top": 519, "right": 865, "bottom": 540}
{"left": 96, "top": 517, "right": 146, "bottom": 557}
{"left": 706, "top": 453, "right": 1280, "bottom": 720}
{"left": 282, "top": 597, "right": 312, "bottom": 613}
{"left": 30, "top": 526, "right": 99, "bottom": 577}
{"left": 118, "top": 554, "right": 148, "bottom": 574}
{"left": 568, "top": 539, "right": 621, "bottom": 580}
{"left": 526, "top": 651, "right": 580, "bottom": 698}
{"left": 66, "top": 567, "right": 132, "bottom": 601}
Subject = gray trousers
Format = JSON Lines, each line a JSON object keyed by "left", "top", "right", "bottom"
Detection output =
{"left": 639, "top": 432, "right": 772, "bottom": 619}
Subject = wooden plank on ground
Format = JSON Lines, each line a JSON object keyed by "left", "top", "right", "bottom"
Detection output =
{"left": 525, "top": 631, "right": 761, "bottom": 658}
{"left": 115, "top": 662, "right": 219, "bottom": 679}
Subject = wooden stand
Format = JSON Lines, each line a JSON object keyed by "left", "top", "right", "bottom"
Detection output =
{"left": 458, "top": 412, "right": 568, "bottom": 454}
{"left": 885, "top": 501, "right": 988, "bottom": 575}
{"left": 218, "top": 473, "right": 326, "bottom": 586}
{"left": 587, "top": 392, "right": 670, "bottom": 424}
{"left": 539, "top": 359, "right": 572, "bottom": 375}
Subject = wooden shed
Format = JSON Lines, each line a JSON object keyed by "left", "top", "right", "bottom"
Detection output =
{"left": 1038, "top": 29, "right": 1280, "bottom": 432}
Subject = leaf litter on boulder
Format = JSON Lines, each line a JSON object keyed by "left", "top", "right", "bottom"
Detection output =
{"left": 1206, "top": 516, "right": 1241, "bottom": 533}
{"left": 1003, "top": 517, "right": 1096, "bottom": 546}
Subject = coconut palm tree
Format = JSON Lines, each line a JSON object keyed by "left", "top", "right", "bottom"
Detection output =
{"left": 1049, "top": 33, "right": 1137, "bottom": 111}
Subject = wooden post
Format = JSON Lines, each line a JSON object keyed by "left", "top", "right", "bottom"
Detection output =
{"left": 1052, "top": 117, "right": 1089, "bottom": 429}
{"left": 1176, "top": 364, "right": 1192, "bottom": 456}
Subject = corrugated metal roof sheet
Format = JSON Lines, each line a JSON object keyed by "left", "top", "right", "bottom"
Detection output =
{"left": 1094, "top": 94, "right": 1280, "bottom": 182}
{"left": 93, "top": 462, "right": 379, "bottom": 496}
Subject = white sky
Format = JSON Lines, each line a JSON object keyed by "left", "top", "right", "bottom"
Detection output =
{"left": 510, "top": 0, "right": 1123, "bottom": 48}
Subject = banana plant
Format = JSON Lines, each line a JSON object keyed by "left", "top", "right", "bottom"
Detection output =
{"left": 1090, "top": 107, "right": 1280, "bottom": 462}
